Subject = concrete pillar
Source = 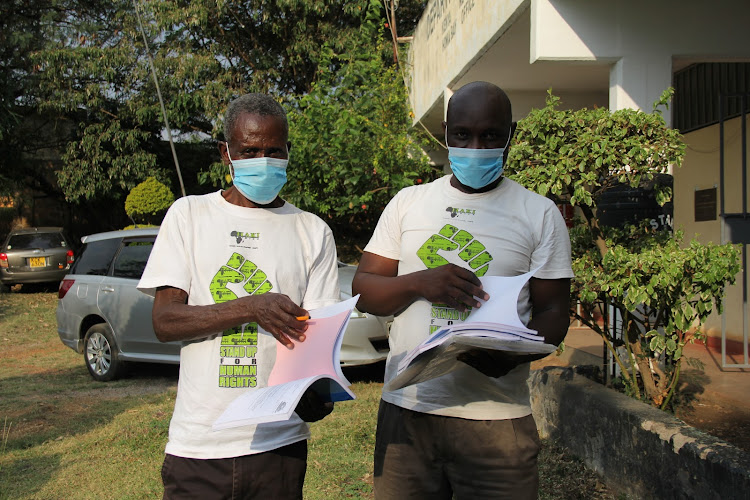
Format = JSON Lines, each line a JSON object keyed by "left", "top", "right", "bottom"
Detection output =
{"left": 609, "top": 54, "right": 673, "bottom": 127}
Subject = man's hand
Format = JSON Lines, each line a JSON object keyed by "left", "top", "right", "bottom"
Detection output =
{"left": 353, "top": 253, "right": 488, "bottom": 317}
{"left": 457, "top": 349, "right": 527, "bottom": 378}
{"left": 294, "top": 388, "right": 334, "bottom": 422}
{"left": 152, "top": 287, "right": 310, "bottom": 344}
{"left": 415, "top": 264, "right": 489, "bottom": 312}
{"left": 240, "top": 293, "right": 309, "bottom": 349}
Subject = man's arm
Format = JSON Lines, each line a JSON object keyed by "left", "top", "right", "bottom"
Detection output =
{"left": 527, "top": 277, "right": 571, "bottom": 346}
{"left": 152, "top": 286, "right": 309, "bottom": 348}
{"left": 352, "top": 251, "right": 488, "bottom": 316}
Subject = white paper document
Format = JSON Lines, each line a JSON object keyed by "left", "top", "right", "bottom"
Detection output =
{"left": 384, "top": 270, "right": 557, "bottom": 391}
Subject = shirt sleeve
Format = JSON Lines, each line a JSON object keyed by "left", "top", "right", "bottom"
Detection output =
{"left": 137, "top": 198, "right": 193, "bottom": 297}
{"left": 300, "top": 220, "right": 341, "bottom": 310}
{"left": 363, "top": 189, "right": 407, "bottom": 261}
{"left": 531, "top": 201, "right": 575, "bottom": 280}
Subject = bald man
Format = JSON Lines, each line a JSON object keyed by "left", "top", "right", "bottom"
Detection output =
{"left": 353, "top": 81, "right": 574, "bottom": 499}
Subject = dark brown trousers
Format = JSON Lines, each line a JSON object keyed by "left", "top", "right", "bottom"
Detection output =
{"left": 374, "top": 400, "right": 540, "bottom": 500}
{"left": 161, "top": 440, "right": 307, "bottom": 500}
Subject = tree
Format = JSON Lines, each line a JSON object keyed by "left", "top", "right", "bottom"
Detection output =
{"left": 195, "top": 0, "right": 438, "bottom": 258}
{"left": 0, "top": 0, "right": 87, "bottom": 201}
{"left": 288, "top": 3, "right": 440, "bottom": 258}
{"left": 3, "top": 0, "right": 428, "bottom": 233}
{"left": 506, "top": 90, "right": 741, "bottom": 409}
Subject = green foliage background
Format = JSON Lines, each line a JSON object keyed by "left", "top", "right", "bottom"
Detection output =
{"left": 507, "top": 91, "right": 741, "bottom": 409}
{"left": 2, "top": 0, "right": 429, "bottom": 239}
{"left": 287, "top": 3, "right": 440, "bottom": 259}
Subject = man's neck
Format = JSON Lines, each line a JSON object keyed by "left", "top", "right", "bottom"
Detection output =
{"left": 222, "top": 187, "right": 284, "bottom": 208}
{"left": 449, "top": 175, "right": 503, "bottom": 194}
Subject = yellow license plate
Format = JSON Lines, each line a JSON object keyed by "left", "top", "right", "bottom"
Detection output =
{"left": 29, "top": 257, "right": 46, "bottom": 268}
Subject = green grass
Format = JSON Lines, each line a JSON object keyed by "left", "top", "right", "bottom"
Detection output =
{"left": 0, "top": 290, "right": 617, "bottom": 499}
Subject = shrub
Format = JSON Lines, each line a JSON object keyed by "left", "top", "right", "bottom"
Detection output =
{"left": 125, "top": 177, "right": 174, "bottom": 226}
{"left": 507, "top": 90, "right": 741, "bottom": 409}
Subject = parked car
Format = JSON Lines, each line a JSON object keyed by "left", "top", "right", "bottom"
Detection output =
{"left": 336, "top": 262, "right": 391, "bottom": 367}
{"left": 1, "top": 227, "right": 75, "bottom": 289}
{"left": 57, "top": 227, "right": 390, "bottom": 381}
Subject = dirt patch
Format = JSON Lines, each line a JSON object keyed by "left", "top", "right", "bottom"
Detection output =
{"left": 675, "top": 393, "right": 750, "bottom": 453}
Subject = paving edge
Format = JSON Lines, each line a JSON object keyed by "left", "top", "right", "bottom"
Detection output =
{"left": 529, "top": 366, "right": 750, "bottom": 500}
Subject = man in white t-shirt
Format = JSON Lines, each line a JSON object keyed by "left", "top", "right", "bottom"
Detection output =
{"left": 138, "top": 93, "right": 340, "bottom": 499}
{"left": 352, "top": 81, "right": 574, "bottom": 499}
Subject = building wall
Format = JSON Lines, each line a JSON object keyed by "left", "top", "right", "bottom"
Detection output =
{"left": 675, "top": 115, "right": 749, "bottom": 344}
{"left": 409, "top": 0, "right": 527, "bottom": 125}
{"left": 532, "top": 0, "right": 750, "bottom": 62}
{"left": 532, "top": 0, "right": 750, "bottom": 120}
{"left": 410, "top": 0, "right": 750, "bottom": 126}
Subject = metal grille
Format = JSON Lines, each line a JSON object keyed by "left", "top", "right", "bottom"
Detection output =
{"left": 674, "top": 63, "right": 750, "bottom": 133}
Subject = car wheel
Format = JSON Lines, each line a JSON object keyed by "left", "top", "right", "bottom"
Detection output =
{"left": 83, "top": 323, "right": 125, "bottom": 381}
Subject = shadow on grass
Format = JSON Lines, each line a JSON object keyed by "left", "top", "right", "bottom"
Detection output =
{"left": 538, "top": 439, "right": 616, "bottom": 499}
{"left": 0, "top": 453, "right": 60, "bottom": 499}
{"left": 0, "top": 363, "right": 177, "bottom": 452}
{"left": 1, "top": 283, "right": 59, "bottom": 294}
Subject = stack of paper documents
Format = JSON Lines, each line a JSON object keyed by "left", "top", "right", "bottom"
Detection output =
{"left": 384, "top": 269, "right": 557, "bottom": 391}
{"left": 395, "top": 322, "right": 550, "bottom": 374}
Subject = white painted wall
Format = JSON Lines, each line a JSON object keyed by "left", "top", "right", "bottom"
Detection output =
{"left": 676, "top": 117, "right": 750, "bottom": 343}
{"left": 409, "top": 0, "right": 750, "bottom": 128}
{"left": 531, "top": 0, "right": 750, "bottom": 63}
{"left": 531, "top": 0, "right": 750, "bottom": 121}
{"left": 408, "top": 0, "right": 528, "bottom": 125}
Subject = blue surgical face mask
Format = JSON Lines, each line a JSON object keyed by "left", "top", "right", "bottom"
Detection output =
{"left": 227, "top": 148, "right": 288, "bottom": 205}
{"left": 446, "top": 129, "right": 511, "bottom": 189}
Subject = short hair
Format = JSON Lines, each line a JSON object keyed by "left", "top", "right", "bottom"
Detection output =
{"left": 223, "top": 93, "right": 288, "bottom": 141}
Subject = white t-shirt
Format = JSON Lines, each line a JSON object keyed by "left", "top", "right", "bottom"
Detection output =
{"left": 364, "top": 175, "right": 574, "bottom": 420}
{"left": 138, "top": 191, "right": 340, "bottom": 459}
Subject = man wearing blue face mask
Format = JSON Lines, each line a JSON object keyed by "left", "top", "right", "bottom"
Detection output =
{"left": 138, "top": 93, "right": 340, "bottom": 499}
{"left": 353, "top": 81, "right": 574, "bottom": 499}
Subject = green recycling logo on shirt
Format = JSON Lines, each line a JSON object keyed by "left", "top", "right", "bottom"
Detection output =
{"left": 417, "top": 224, "right": 493, "bottom": 333}
{"left": 210, "top": 252, "right": 273, "bottom": 388}
{"left": 417, "top": 224, "right": 493, "bottom": 275}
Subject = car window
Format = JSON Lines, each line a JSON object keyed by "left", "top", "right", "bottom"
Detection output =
{"left": 70, "top": 238, "right": 122, "bottom": 276}
{"left": 112, "top": 239, "right": 154, "bottom": 279}
{"left": 7, "top": 232, "right": 67, "bottom": 250}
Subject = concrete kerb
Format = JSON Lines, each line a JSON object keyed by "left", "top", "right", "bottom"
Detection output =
{"left": 529, "top": 367, "right": 750, "bottom": 500}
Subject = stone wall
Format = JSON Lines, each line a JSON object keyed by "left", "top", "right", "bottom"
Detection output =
{"left": 530, "top": 367, "right": 750, "bottom": 499}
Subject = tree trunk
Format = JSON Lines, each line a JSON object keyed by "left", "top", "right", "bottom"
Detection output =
{"left": 579, "top": 204, "right": 608, "bottom": 258}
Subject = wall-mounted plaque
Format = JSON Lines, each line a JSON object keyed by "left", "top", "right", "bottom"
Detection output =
{"left": 694, "top": 188, "right": 717, "bottom": 221}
